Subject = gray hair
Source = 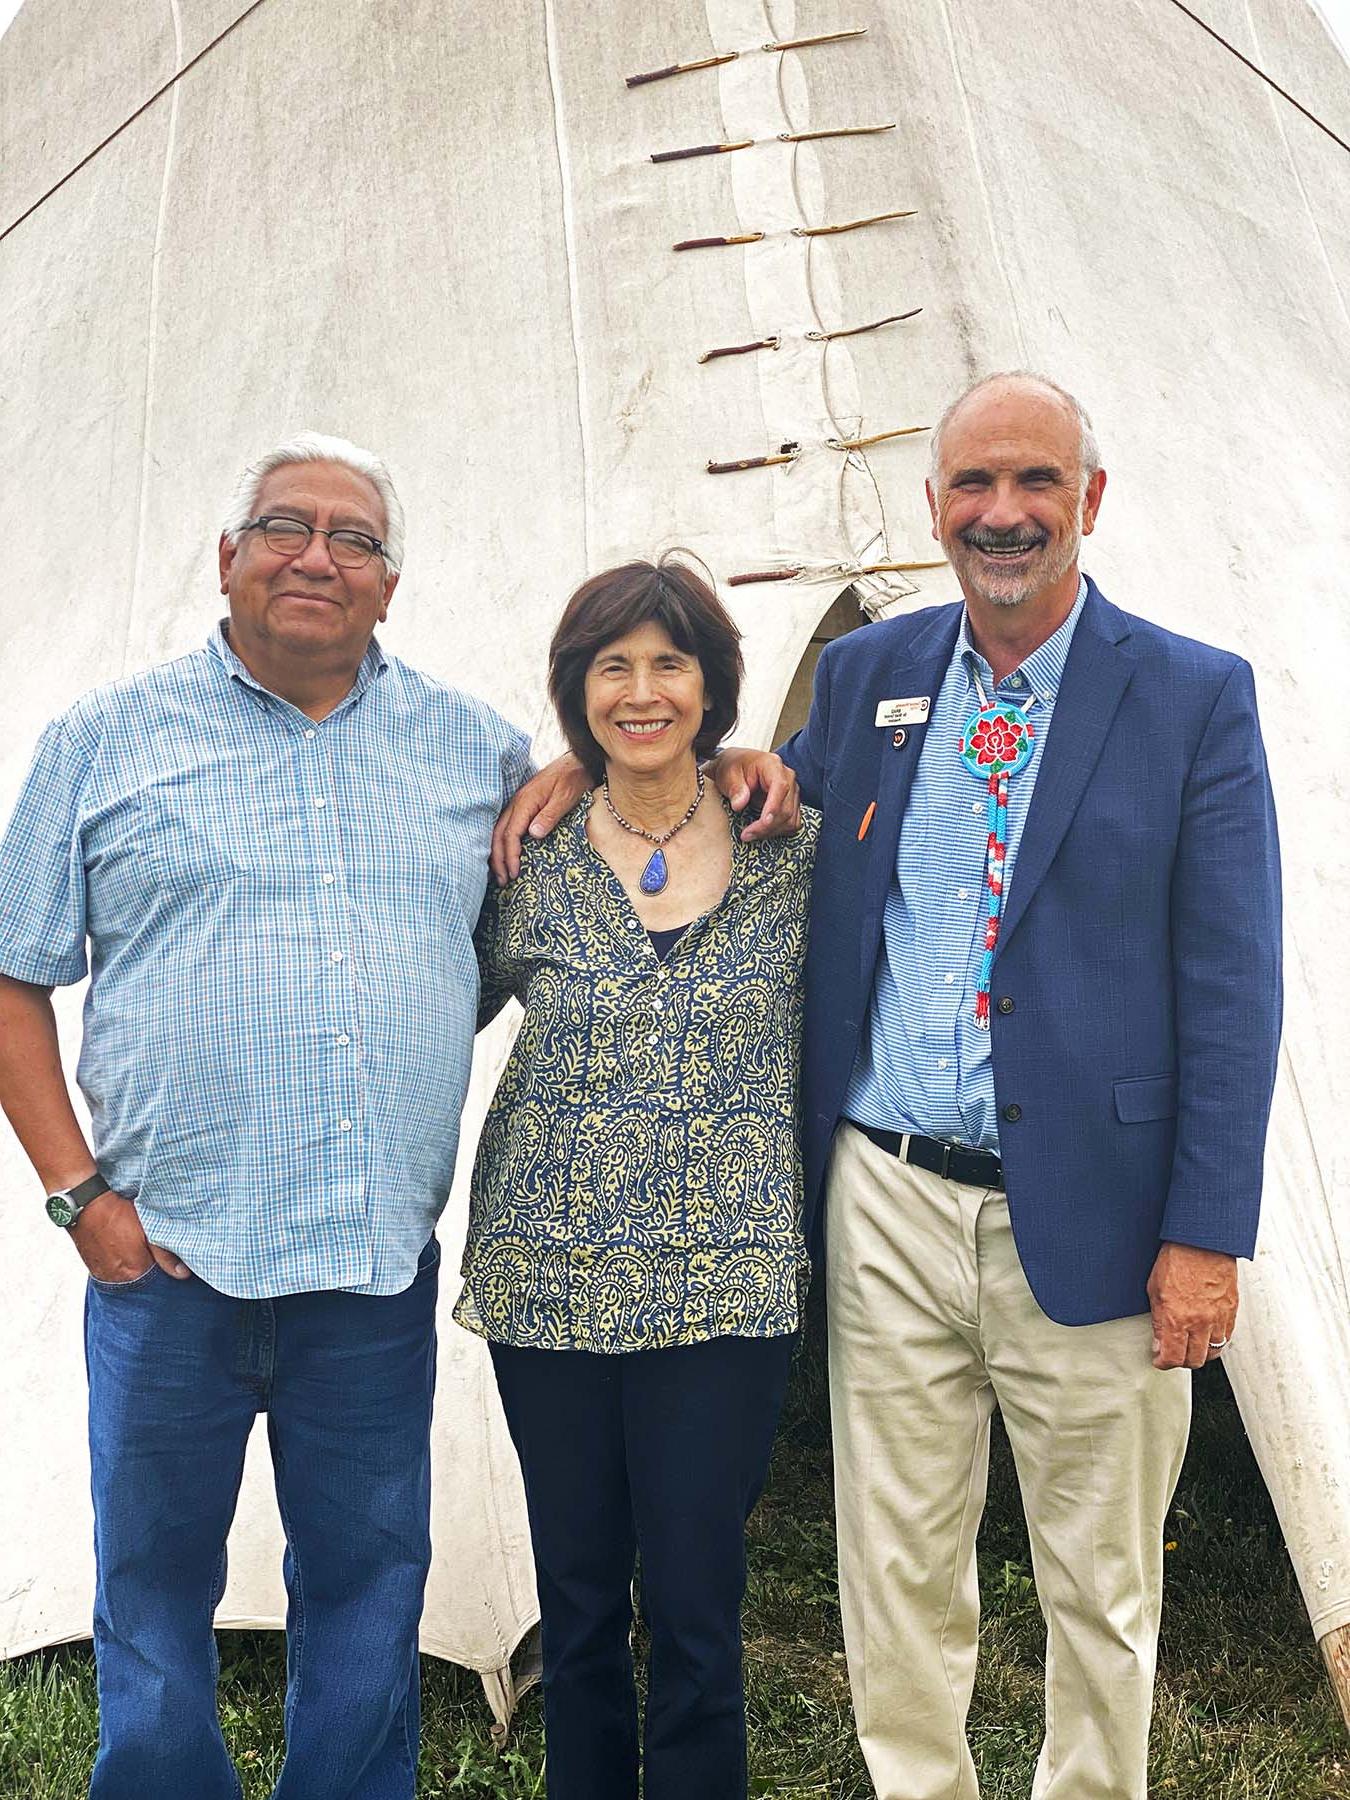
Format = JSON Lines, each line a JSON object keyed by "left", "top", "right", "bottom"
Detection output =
{"left": 929, "top": 372, "right": 1102, "bottom": 494}
{"left": 221, "top": 430, "right": 406, "bottom": 573}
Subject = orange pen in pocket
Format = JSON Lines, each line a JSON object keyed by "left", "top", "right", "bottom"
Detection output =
{"left": 857, "top": 801, "right": 877, "bottom": 842}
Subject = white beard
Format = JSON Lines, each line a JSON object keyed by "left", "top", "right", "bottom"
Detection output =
{"left": 960, "top": 510, "right": 1083, "bottom": 609}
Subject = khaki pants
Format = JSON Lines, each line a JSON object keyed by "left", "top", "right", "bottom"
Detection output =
{"left": 826, "top": 1123, "right": 1191, "bottom": 1800}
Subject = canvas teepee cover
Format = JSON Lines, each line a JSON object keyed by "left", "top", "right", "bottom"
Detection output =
{"left": 1, "top": 0, "right": 1348, "bottom": 1723}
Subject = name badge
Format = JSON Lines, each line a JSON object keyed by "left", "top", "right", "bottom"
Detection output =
{"left": 875, "top": 696, "right": 931, "bottom": 729}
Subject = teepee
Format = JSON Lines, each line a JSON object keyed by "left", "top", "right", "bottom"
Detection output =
{"left": 2, "top": 0, "right": 1348, "bottom": 1726}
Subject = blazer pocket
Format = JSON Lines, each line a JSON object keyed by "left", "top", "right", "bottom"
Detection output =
{"left": 1113, "top": 1074, "right": 1179, "bottom": 1124}
{"left": 822, "top": 776, "right": 875, "bottom": 840}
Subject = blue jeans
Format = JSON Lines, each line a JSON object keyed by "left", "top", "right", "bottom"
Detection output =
{"left": 490, "top": 1334, "right": 794, "bottom": 1800}
{"left": 83, "top": 1239, "right": 439, "bottom": 1800}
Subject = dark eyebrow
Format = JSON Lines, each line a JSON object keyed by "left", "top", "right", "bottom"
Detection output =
{"left": 1020, "top": 464, "right": 1066, "bottom": 483}
{"left": 948, "top": 467, "right": 990, "bottom": 485}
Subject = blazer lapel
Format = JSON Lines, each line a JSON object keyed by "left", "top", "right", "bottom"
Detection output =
{"left": 857, "top": 608, "right": 962, "bottom": 984}
{"left": 997, "top": 587, "right": 1135, "bottom": 953}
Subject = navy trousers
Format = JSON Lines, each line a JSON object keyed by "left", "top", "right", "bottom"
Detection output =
{"left": 83, "top": 1239, "right": 439, "bottom": 1800}
{"left": 490, "top": 1333, "right": 794, "bottom": 1800}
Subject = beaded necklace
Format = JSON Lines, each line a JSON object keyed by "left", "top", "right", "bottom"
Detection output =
{"left": 601, "top": 770, "right": 706, "bottom": 894}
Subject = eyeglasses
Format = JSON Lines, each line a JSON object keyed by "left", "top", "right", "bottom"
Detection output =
{"left": 244, "top": 515, "right": 386, "bottom": 569}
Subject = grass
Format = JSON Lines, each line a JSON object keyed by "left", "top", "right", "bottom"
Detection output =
{"left": 3, "top": 1297, "right": 1346, "bottom": 1798}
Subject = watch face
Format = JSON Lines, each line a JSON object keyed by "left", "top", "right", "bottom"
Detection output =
{"left": 46, "top": 1194, "right": 77, "bottom": 1227}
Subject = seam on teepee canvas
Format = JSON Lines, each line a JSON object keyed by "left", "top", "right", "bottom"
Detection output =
{"left": 1240, "top": 0, "right": 1350, "bottom": 333}
{"left": 932, "top": 0, "right": 1030, "bottom": 366}
{"left": 121, "top": 0, "right": 184, "bottom": 678}
{"left": 1277, "top": 1040, "right": 1347, "bottom": 1299}
{"left": 540, "top": 0, "right": 592, "bottom": 571}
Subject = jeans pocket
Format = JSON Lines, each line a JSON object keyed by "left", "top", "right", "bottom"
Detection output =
{"left": 414, "top": 1236, "right": 441, "bottom": 1281}
{"left": 88, "top": 1262, "right": 162, "bottom": 1293}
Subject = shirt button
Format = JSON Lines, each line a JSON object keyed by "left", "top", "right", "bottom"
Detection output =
{"left": 304, "top": 729, "right": 317, "bottom": 740}
{"left": 972, "top": 801, "right": 982, "bottom": 815}
{"left": 314, "top": 796, "right": 327, "bottom": 809}
{"left": 938, "top": 1058, "right": 950, "bottom": 1069}
{"left": 652, "top": 999, "right": 665, "bottom": 1012}
{"left": 330, "top": 950, "right": 344, "bottom": 963}
{"left": 957, "top": 888, "right": 970, "bottom": 900}
{"left": 322, "top": 872, "right": 335, "bottom": 885}
{"left": 336, "top": 1033, "right": 351, "bottom": 1046}
{"left": 339, "top": 1118, "right": 353, "bottom": 1131}
{"left": 943, "top": 973, "right": 955, "bottom": 985}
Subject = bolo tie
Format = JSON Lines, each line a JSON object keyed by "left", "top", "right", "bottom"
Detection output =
{"left": 958, "top": 668, "right": 1037, "bottom": 1028}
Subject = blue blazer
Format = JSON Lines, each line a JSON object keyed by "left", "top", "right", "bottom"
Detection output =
{"left": 779, "top": 579, "right": 1282, "bottom": 1325}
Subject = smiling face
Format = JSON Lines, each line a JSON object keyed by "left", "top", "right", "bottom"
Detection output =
{"left": 217, "top": 460, "right": 398, "bottom": 668}
{"left": 583, "top": 620, "right": 708, "bottom": 782}
{"left": 928, "top": 379, "right": 1105, "bottom": 612}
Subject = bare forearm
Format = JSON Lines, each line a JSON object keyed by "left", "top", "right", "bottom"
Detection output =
{"left": 0, "top": 975, "right": 98, "bottom": 1191}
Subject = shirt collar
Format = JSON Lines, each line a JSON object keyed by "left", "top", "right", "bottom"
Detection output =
{"left": 956, "top": 574, "right": 1088, "bottom": 708}
{"left": 206, "top": 620, "right": 387, "bottom": 707}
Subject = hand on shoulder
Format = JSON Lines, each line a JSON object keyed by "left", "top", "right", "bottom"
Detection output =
{"left": 491, "top": 753, "right": 590, "bottom": 885}
{"left": 708, "top": 747, "right": 800, "bottom": 841}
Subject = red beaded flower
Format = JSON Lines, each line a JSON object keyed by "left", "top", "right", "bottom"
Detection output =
{"left": 971, "top": 713, "right": 1024, "bottom": 766}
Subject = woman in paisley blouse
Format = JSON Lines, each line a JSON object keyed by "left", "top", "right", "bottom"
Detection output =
{"left": 456, "top": 556, "right": 818, "bottom": 1800}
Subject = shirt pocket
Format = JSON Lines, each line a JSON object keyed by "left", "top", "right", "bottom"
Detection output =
{"left": 1113, "top": 1073, "right": 1179, "bottom": 1123}
{"left": 140, "top": 767, "right": 285, "bottom": 892}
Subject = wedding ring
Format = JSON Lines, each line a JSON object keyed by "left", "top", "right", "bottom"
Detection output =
{"left": 1208, "top": 1337, "right": 1229, "bottom": 1349}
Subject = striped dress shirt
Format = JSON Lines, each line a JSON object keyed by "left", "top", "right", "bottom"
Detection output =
{"left": 843, "top": 579, "right": 1088, "bottom": 1152}
{"left": 0, "top": 625, "right": 531, "bottom": 1297}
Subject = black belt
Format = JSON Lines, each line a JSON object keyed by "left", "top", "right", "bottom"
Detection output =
{"left": 845, "top": 1120, "right": 1004, "bottom": 1191}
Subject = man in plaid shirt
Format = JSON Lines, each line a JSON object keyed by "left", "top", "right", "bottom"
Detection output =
{"left": 0, "top": 431, "right": 530, "bottom": 1800}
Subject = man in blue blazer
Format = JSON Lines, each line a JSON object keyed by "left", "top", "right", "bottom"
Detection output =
{"left": 492, "top": 371, "right": 1281, "bottom": 1798}
{"left": 768, "top": 372, "right": 1282, "bottom": 1798}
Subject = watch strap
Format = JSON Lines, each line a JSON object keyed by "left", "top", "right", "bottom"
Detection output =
{"left": 65, "top": 1173, "right": 111, "bottom": 1208}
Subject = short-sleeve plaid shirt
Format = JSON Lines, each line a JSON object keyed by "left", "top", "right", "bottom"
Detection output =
{"left": 0, "top": 625, "right": 531, "bottom": 1297}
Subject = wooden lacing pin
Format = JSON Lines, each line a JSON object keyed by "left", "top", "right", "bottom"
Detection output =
{"left": 706, "top": 443, "right": 800, "bottom": 475}
{"left": 726, "top": 558, "right": 947, "bottom": 587}
{"left": 792, "top": 209, "right": 917, "bottom": 238}
{"left": 652, "top": 124, "right": 894, "bottom": 162}
{"left": 779, "top": 124, "right": 895, "bottom": 144}
{"left": 651, "top": 140, "right": 754, "bottom": 164}
{"left": 626, "top": 28, "right": 866, "bottom": 88}
{"left": 805, "top": 307, "right": 923, "bottom": 343}
{"left": 673, "top": 231, "right": 765, "bottom": 252}
{"left": 698, "top": 336, "right": 781, "bottom": 364}
{"left": 828, "top": 425, "right": 932, "bottom": 453}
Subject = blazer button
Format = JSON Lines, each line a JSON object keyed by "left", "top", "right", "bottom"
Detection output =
{"left": 1001, "top": 1103, "right": 1022, "bottom": 1123}
{"left": 997, "top": 996, "right": 1015, "bottom": 1015}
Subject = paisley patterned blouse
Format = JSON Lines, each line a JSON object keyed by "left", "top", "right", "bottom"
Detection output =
{"left": 454, "top": 794, "right": 820, "bottom": 1353}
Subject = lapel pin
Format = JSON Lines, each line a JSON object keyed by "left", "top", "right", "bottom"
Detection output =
{"left": 892, "top": 728, "right": 907, "bottom": 749}
{"left": 857, "top": 801, "right": 877, "bottom": 842}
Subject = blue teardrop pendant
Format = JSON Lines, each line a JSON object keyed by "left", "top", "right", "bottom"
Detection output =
{"left": 638, "top": 848, "right": 669, "bottom": 894}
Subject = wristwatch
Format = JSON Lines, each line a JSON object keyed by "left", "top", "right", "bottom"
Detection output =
{"left": 45, "top": 1172, "right": 112, "bottom": 1228}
